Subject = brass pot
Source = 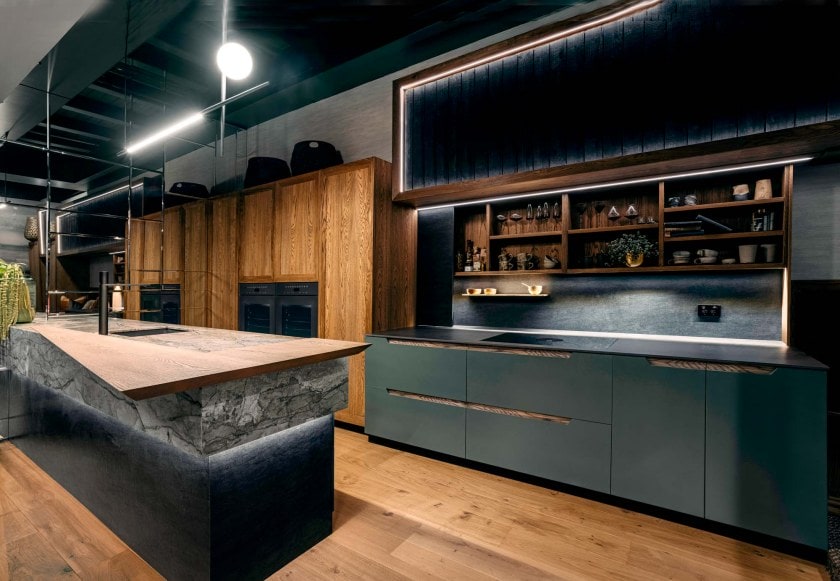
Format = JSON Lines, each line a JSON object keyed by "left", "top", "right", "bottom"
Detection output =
{"left": 625, "top": 252, "right": 644, "bottom": 268}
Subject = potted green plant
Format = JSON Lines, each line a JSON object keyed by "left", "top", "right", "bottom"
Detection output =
{"left": 606, "top": 231, "right": 659, "bottom": 267}
{"left": 0, "top": 259, "right": 34, "bottom": 340}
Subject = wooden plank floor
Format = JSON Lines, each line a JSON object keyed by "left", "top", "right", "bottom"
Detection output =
{"left": 0, "top": 427, "right": 830, "bottom": 580}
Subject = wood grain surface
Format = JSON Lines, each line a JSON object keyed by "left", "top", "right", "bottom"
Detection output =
{"left": 1, "top": 428, "right": 827, "bottom": 580}
{"left": 208, "top": 196, "right": 239, "bottom": 330}
{"left": 26, "top": 325, "right": 368, "bottom": 400}
{"left": 276, "top": 176, "right": 320, "bottom": 278}
{"left": 182, "top": 201, "right": 208, "bottom": 327}
{"left": 238, "top": 187, "right": 274, "bottom": 280}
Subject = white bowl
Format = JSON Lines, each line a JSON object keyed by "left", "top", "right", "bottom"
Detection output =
{"left": 483, "top": 288, "right": 497, "bottom": 295}
{"left": 672, "top": 251, "right": 691, "bottom": 258}
{"left": 526, "top": 285, "right": 543, "bottom": 295}
{"left": 466, "top": 288, "right": 482, "bottom": 295}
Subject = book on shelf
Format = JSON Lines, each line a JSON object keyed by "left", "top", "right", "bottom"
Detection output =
{"left": 665, "top": 229, "right": 705, "bottom": 238}
{"left": 664, "top": 220, "right": 702, "bottom": 228}
{"left": 695, "top": 214, "right": 733, "bottom": 232}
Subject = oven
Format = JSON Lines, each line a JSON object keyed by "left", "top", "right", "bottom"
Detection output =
{"left": 140, "top": 284, "right": 181, "bottom": 324}
{"left": 275, "top": 282, "right": 318, "bottom": 338}
{"left": 239, "top": 283, "right": 277, "bottom": 334}
{"left": 238, "top": 282, "right": 318, "bottom": 338}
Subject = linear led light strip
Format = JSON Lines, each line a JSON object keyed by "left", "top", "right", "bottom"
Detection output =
{"left": 124, "top": 81, "right": 269, "bottom": 155}
{"left": 398, "top": 0, "right": 664, "bottom": 192}
{"left": 416, "top": 156, "right": 814, "bottom": 211}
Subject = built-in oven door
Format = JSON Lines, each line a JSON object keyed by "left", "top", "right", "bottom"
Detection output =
{"left": 239, "top": 283, "right": 276, "bottom": 334}
{"left": 275, "top": 282, "right": 318, "bottom": 338}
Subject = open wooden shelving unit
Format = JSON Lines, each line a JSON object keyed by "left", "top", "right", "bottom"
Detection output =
{"left": 454, "top": 163, "right": 791, "bottom": 277}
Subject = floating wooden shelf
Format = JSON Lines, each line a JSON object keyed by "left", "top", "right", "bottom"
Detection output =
{"left": 663, "top": 230, "right": 784, "bottom": 243}
{"left": 490, "top": 231, "right": 563, "bottom": 241}
{"left": 456, "top": 269, "right": 561, "bottom": 277}
{"left": 461, "top": 293, "right": 549, "bottom": 297}
{"left": 567, "top": 223, "right": 659, "bottom": 236}
{"left": 663, "top": 198, "right": 785, "bottom": 213}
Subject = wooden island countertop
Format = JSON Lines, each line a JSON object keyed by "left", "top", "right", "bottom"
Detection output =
{"left": 13, "top": 315, "right": 369, "bottom": 400}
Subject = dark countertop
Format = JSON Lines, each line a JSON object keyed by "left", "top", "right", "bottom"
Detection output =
{"left": 368, "top": 326, "right": 828, "bottom": 371}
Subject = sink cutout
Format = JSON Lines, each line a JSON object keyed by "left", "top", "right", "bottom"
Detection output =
{"left": 111, "top": 327, "right": 188, "bottom": 338}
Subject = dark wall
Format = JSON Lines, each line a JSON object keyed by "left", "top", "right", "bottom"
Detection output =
{"left": 404, "top": 0, "right": 840, "bottom": 190}
{"left": 416, "top": 208, "right": 454, "bottom": 326}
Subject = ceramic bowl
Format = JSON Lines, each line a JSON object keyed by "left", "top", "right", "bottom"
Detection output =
{"left": 483, "top": 288, "right": 497, "bottom": 295}
{"left": 732, "top": 192, "right": 750, "bottom": 201}
{"left": 694, "top": 256, "right": 717, "bottom": 264}
{"left": 466, "top": 288, "right": 482, "bottom": 295}
{"left": 672, "top": 251, "right": 691, "bottom": 259}
{"left": 526, "top": 285, "right": 543, "bottom": 295}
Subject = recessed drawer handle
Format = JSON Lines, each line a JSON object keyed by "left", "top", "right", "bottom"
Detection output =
{"left": 386, "top": 388, "right": 572, "bottom": 424}
{"left": 467, "top": 345, "right": 571, "bottom": 358}
{"left": 387, "top": 339, "right": 466, "bottom": 350}
{"left": 646, "top": 358, "right": 776, "bottom": 375}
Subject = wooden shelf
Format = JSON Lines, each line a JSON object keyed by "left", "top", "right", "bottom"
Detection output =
{"left": 490, "top": 231, "right": 563, "bottom": 241}
{"left": 462, "top": 293, "right": 549, "bottom": 297}
{"left": 456, "top": 269, "right": 561, "bottom": 277}
{"left": 567, "top": 223, "right": 659, "bottom": 236}
{"left": 567, "top": 263, "right": 784, "bottom": 274}
{"left": 663, "top": 230, "right": 784, "bottom": 243}
{"left": 663, "top": 198, "right": 784, "bottom": 213}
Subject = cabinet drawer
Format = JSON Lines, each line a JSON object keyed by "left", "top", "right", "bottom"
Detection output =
{"left": 365, "top": 337, "right": 466, "bottom": 399}
{"left": 466, "top": 409, "right": 610, "bottom": 493}
{"left": 466, "top": 350, "right": 611, "bottom": 423}
{"left": 365, "top": 386, "right": 465, "bottom": 458}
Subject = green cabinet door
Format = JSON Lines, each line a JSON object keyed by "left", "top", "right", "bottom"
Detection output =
{"left": 364, "top": 336, "right": 467, "bottom": 457}
{"left": 705, "top": 367, "right": 827, "bottom": 549}
{"left": 611, "top": 356, "right": 706, "bottom": 516}
{"left": 466, "top": 350, "right": 612, "bottom": 423}
{"left": 466, "top": 410, "right": 611, "bottom": 493}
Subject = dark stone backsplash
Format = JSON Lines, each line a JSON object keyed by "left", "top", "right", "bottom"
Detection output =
{"left": 453, "top": 271, "right": 782, "bottom": 341}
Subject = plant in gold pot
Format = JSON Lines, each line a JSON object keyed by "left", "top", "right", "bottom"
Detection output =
{"left": 0, "top": 259, "right": 34, "bottom": 340}
{"left": 606, "top": 231, "right": 658, "bottom": 268}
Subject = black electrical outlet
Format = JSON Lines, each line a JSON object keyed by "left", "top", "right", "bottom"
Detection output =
{"left": 698, "top": 304, "right": 722, "bottom": 319}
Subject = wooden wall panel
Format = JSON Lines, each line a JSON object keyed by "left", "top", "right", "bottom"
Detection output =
{"left": 208, "top": 196, "right": 239, "bottom": 330}
{"left": 239, "top": 187, "right": 274, "bottom": 281}
{"left": 183, "top": 201, "right": 208, "bottom": 327}
{"left": 275, "top": 177, "right": 319, "bottom": 278}
{"left": 401, "top": 0, "right": 840, "bottom": 191}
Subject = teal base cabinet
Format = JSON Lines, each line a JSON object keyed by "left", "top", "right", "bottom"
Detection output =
{"left": 465, "top": 350, "right": 612, "bottom": 492}
{"left": 466, "top": 410, "right": 611, "bottom": 493}
{"left": 611, "top": 356, "right": 706, "bottom": 516}
{"left": 364, "top": 337, "right": 466, "bottom": 457}
{"left": 705, "top": 367, "right": 827, "bottom": 550}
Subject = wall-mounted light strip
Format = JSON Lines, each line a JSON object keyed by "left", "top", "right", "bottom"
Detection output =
{"left": 397, "top": 0, "right": 664, "bottom": 193}
{"left": 416, "top": 156, "right": 813, "bottom": 211}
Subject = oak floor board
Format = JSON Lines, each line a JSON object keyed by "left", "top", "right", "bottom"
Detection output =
{"left": 0, "top": 533, "right": 80, "bottom": 579}
{"left": 1, "top": 428, "right": 831, "bottom": 580}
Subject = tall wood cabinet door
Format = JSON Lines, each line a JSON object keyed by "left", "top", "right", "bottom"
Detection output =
{"left": 611, "top": 356, "right": 706, "bottom": 517}
{"left": 183, "top": 201, "right": 208, "bottom": 327}
{"left": 124, "top": 218, "right": 145, "bottom": 319}
{"left": 162, "top": 207, "right": 184, "bottom": 285}
{"left": 274, "top": 176, "right": 320, "bottom": 278}
{"left": 706, "top": 367, "right": 827, "bottom": 549}
{"left": 239, "top": 186, "right": 274, "bottom": 281}
{"left": 321, "top": 163, "right": 374, "bottom": 426}
{"left": 208, "top": 195, "right": 239, "bottom": 330}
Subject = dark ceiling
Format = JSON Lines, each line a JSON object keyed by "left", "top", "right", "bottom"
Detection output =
{"left": 0, "top": 0, "right": 599, "bottom": 205}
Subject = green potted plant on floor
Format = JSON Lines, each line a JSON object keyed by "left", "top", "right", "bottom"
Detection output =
{"left": 0, "top": 259, "right": 34, "bottom": 340}
{"left": 606, "top": 231, "right": 659, "bottom": 268}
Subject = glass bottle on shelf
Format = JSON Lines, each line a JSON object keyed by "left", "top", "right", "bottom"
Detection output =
{"left": 455, "top": 250, "right": 464, "bottom": 272}
{"left": 465, "top": 240, "right": 473, "bottom": 272}
{"left": 473, "top": 247, "right": 482, "bottom": 271}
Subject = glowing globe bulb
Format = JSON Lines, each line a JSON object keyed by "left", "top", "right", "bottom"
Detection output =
{"left": 216, "top": 42, "right": 253, "bottom": 80}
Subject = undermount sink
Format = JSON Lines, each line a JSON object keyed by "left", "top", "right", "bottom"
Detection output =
{"left": 110, "top": 327, "right": 188, "bottom": 338}
{"left": 480, "top": 332, "right": 617, "bottom": 350}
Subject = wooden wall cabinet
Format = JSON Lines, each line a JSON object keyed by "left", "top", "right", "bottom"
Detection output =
{"left": 125, "top": 207, "right": 184, "bottom": 320}
{"left": 208, "top": 195, "right": 240, "bottom": 330}
{"left": 274, "top": 175, "right": 320, "bottom": 280}
{"left": 183, "top": 201, "right": 208, "bottom": 327}
{"left": 321, "top": 158, "right": 416, "bottom": 426}
{"left": 238, "top": 185, "right": 275, "bottom": 281}
{"left": 125, "top": 157, "right": 415, "bottom": 427}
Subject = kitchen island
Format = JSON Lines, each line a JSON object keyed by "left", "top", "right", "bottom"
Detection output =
{"left": 0, "top": 315, "right": 368, "bottom": 581}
